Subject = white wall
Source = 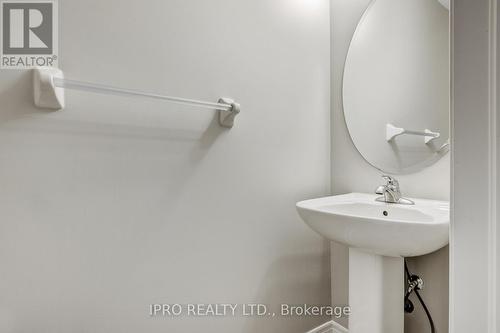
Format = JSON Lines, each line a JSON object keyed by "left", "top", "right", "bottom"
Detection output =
{"left": 330, "top": 0, "right": 449, "bottom": 331}
{"left": 0, "top": 1, "right": 332, "bottom": 332}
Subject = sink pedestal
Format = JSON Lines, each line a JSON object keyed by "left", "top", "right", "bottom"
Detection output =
{"left": 348, "top": 248, "right": 404, "bottom": 333}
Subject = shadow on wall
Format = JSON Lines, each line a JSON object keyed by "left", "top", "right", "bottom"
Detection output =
{"left": 242, "top": 239, "right": 331, "bottom": 333}
{"left": 0, "top": 70, "right": 230, "bottom": 228}
{"left": 0, "top": 71, "right": 49, "bottom": 122}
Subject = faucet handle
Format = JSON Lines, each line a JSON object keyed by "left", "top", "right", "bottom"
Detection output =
{"left": 381, "top": 175, "right": 399, "bottom": 187}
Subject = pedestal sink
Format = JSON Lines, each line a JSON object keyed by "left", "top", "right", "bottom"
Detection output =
{"left": 296, "top": 193, "right": 449, "bottom": 333}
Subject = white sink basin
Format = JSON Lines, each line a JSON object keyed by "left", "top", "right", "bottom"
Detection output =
{"left": 296, "top": 193, "right": 449, "bottom": 257}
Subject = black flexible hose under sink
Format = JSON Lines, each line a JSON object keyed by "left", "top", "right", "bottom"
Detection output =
{"left": 404, "top": 260, "right": 436, "bottom": 333}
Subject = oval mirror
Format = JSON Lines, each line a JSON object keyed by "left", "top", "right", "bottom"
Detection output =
{"left": 342, "top": 0, "right": 449, "bottom": 174}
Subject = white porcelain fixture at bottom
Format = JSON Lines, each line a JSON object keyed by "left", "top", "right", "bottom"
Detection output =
{"left": 297, "top": 193, "right": 449, "bottom": 257}
{"left": 296, "top": 193, "right": 449, "bottom": 333}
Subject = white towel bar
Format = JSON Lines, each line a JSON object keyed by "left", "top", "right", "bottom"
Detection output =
{"left": 33, "top": 67, "right": 240, "bottom": 128}
{"left": 386, "top": 123, "right": 440, "bottom": 144}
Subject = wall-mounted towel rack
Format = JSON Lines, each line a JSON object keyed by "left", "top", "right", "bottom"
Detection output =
{"left": 33, "top": 67, "right": 240, "bottom": 128}
{"left": 386, "top": 123, "right": 440, "bottom": 144}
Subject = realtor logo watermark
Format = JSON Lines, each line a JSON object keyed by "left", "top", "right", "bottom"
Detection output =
{"left": 1, "top": 0, "right": 58, "bottom": 68}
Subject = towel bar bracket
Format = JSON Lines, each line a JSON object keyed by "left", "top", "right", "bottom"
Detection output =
{"left": 218, "top": 98, "right": 240, "bottom": 128}
{"left": 33, "top": 67, "right": 65, "bottom": 110}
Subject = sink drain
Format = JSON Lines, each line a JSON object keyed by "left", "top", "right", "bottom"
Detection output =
{"left": 383, "top": 211, "right": 389, "bottom": 216}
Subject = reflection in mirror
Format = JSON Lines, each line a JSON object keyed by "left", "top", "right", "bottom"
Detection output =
{"left": 342, "top": 0, "right": 449, "bottom": 174}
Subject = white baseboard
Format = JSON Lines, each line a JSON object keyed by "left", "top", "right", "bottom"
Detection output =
{"left": 305, "top": 320, "right": 348, "bottom": 333}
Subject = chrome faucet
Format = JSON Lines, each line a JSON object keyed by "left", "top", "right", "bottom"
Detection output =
{"left": 375, "top": 175, "right": 414, "bottom": 205}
